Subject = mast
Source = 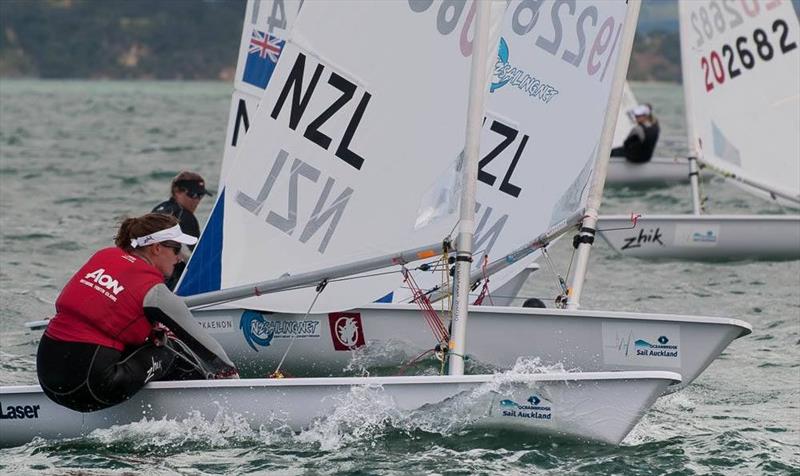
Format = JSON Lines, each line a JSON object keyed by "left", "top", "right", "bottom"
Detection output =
{"left": 448, "top": 0, "right": 492, "bottom": 376}
{"left": 677, "top": 0, "right": 704, "bottom": 216}
{"left": 566, "top": 0, "right": 641, "bottom": 310}
{"left": 688, "top": 156, "right": 702, "bottom": 215}
{"left": 427, "top": 209, "right": 585, "bottom": 304}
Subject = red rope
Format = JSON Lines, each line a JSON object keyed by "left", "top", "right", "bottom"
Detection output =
{"left": 402, "top": 269, "right": 449, "bottom": 343}
{"left": 472, "top": 255, "right": 493, "bottom": 306}
{"left": 396, "top": 348, "right": 436, "bottom": 376}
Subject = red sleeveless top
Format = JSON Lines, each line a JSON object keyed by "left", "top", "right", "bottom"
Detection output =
{"left": 45, "top": 247, "right": 164, "bottom": 351}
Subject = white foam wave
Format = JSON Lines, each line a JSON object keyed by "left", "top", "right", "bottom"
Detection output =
{"left": 294, "top": 358, "right": 584, "bottom": 450}
{"left": 87, "top": 406, "right": 289, "bottom": 449}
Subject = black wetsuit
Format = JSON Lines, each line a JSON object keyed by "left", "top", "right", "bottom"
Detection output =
{"left": 611, "top": 121, "right": 661, "bottom": 163}
{"left": 37, "top": 333, "right": 201, "bottom": 413}
{"left": 152, "top": 198, "right": 199, "bottom": 290}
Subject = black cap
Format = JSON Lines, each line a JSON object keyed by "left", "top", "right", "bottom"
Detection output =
{"left": 172, "top": 171, "right": 214, "bottom": 197}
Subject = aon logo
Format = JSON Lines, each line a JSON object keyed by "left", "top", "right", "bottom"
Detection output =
{"left": 84, "top": 268, "right": 125, "bottom": 295}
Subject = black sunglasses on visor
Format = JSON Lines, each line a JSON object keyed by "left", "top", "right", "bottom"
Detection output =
{"left": 160, "top": 241, "right": 182, "bottom": 255}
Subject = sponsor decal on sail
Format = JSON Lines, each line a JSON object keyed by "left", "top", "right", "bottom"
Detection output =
{"left": 634, "top": 336, "right": 679, "bottom": 358}
{"left": 498, "top": 394, "right": 552, "bottom": 420}
{"left": 692, "top": 230, "right": 718, "bottom": 243}
{"left": 491, "top": 37, "right": 559, "bottom": 103}
{"left": 328, "top": 312, "right": 365, "bottom": 351}
{"left": 240, "top": 310, "right": 321, "bottom": 352}
{"left": 620, "top": 227, "right": 665, "bottom": 250}
{"left": 200, "top": 319, "right": 234, "bottom": 331}
{"left": 602, "top": 322, "right": 682, "bottom": 368}
{"left": 0, "top": 402, "right": 40, "bottom": 420}
{"left": 675, "top": 224, "right": 720, "bottom": 247}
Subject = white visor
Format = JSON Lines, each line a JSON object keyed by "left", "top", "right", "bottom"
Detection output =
{"left": 631, "top": 104, "right": 651, "bottom": 116}
{"left": 130, "top": 224, "right": 198, "bottom": 249}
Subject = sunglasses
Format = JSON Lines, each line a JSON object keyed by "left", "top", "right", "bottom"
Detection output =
{"left": 160, "top": 241, "right": 182, "bottom": 255}
{"left": 185, "top": 190, "right": 205, "bottom": 199}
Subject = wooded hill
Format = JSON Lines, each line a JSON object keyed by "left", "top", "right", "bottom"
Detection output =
{"left": 0, "top": 0, "right": 682, "bottom": 82}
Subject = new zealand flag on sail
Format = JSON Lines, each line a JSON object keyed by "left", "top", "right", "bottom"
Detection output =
{"left": 242, "top": 29, "right": 285, "bottom": 89}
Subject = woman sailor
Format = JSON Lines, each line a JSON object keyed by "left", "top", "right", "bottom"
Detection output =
{"left": 611, "top": 103, "right": 661, "bottom": 163}
{"left": 36, "top": 213, "right": 238, "bottom": 413}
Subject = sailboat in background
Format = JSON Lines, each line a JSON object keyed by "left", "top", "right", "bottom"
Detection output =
{"left": 605, "top": 82, "right": 690, "bottom": 186}
{"left": 598, "top": 0, "right": 800, "bottom": 260}
{"left": 2, "top": 0, "right": 682, "bottom": 447}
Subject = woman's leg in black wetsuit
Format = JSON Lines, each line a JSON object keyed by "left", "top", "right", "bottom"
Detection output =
{"left": 94, "top": 338, "right": 209, "bottom": 404}
{"left": 610, "top": 146, "right": 626, "bottom": 157}
{"left": 37, "top": 334, "right": 205, "bottom": 413}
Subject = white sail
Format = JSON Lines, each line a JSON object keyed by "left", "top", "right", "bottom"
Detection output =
{"left": 183, "top": 1, "right": 507, "bottom": 313}
{"left": 220, "top": 0, "right": 302, "bottom": 187}
{"left": 678, "top": 0, "right": 800, "bottom": 206}
{"left": 394, "top": 0, "right": 636, "bottom": 304}
{"left": 612, "top": 81, "right": 639, "bottom": 148}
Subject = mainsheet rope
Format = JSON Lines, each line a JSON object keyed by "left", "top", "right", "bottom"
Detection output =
{"left": 271, "top": 279, "right": 328, "bottom": 378}
{"left": 541, "top": 247, "right": 570, "bottom": 308}
{"left": 472, "top": 255, "right": 493, "bottom": 306}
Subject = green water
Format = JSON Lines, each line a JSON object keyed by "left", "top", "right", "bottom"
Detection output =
{"left": 0, "top": 80, "right": 798, "bottom": 475}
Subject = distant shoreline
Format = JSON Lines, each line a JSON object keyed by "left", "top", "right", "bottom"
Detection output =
{"left": 0, "top": 77, "right": 682, "bottom": 84}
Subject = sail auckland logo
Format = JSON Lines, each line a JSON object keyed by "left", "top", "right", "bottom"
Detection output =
{"left": 499, "top": 394, "right": 552, "bottom": 420}
{"left": 491, "top": 37, "right": 558, "bottom": 104}
{"left": 692, "top": 230, "right": 717, "bottom": 243}
{"left": 634, "top": 335, "right": 679, "bottom": 358}
{"left": 240, "top": 310, "right": 321, "bottom": 352}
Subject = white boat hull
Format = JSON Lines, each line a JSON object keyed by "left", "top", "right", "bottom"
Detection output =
{"left": 605, "top": 157, "right": 689, "bottom": 186}
{"left": 0, "top": 371, "right": 679, "bottom": 448}
{"left": 598, "top": 214, "right": 800, "bottom": 260}
{"left": 190, "top": 304, "right": 749, "bottom": 391}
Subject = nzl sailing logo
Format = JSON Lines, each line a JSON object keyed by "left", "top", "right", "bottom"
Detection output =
{"left": 499, "top": 394, "right": 552, "bottom": 420}
{"left": 621, "top": 228, "right": 665, "bottom": 250}
{"left": 240, "top": 310, "right": 321, "bottom": 352}
{"left": 328, "top": 312, "right": 365, "bottom": 351}
{"left": 491, "top": 37, "right": 559, "bottom": 104}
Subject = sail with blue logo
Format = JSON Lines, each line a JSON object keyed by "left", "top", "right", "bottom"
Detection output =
{"left": 180, "top": 0, "right": 508, "bottom": 313}
{"left": 391, "top": 0, "right": 634, "bottom": 303}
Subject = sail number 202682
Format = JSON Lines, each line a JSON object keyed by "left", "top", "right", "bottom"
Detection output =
{"left": 699, "top": 19, "right": 796, "bottom": 93}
